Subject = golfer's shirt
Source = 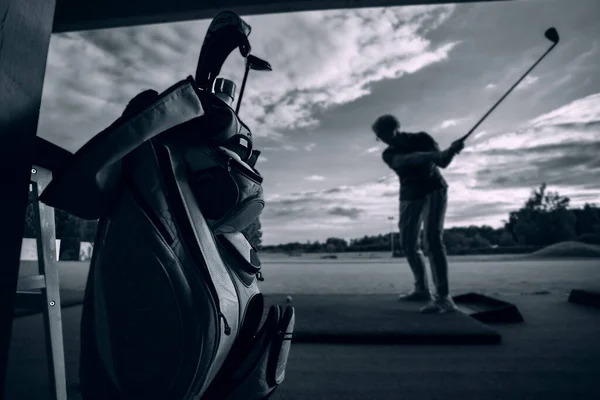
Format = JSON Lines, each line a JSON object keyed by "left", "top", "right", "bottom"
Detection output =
{"left": 382, "top": 132, "right": 448, "bottom": 202}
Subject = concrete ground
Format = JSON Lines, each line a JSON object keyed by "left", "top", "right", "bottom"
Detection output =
{"left": 6, "top": 258, "right": 600, "bottom": 399}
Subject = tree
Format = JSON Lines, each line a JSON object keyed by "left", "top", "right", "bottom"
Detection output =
{"left": 443, "top": 231, "right": 471, "bottom": 253}
{"left": 324, "top": 237, "right": 348, "bottom": 253}
{"left": 498, "top": 230, "right": 516, "bottom": 247}
{"left": 504, "top": 183, "right": 576, "bottom": 246}
{"left": 56, "top": 209, "right": 83, "bottom": 261}
{"left": 471, "top": 234, "right": 492, "bottom": 249}
{"left": 242, "top": 218, "right": 263, "bottom": 249}
{"left": 573, "top": 203, "right": 600, "bottom": 236}
{"left": 80, "top": 220, "right": 99, "bottom": 242}
{"left": 23, "top": 186, "right": 37, "bottom": 238}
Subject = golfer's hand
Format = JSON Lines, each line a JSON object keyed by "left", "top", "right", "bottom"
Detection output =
{"left": 436, "top": 141, "right": 463, "bottom": 168}
{"left": 449, "top": 139, "right": 465, "bottom": 155}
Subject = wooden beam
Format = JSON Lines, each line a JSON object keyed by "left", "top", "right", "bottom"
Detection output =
{"left": 34, "top": 137, "right": 73, "bottom": 174}
{"left": 0, "top": 0, "right": 56, "bottom": 393}
{"left": 32, "top": 166, "right": 67, "bottom": 400}
{"left": 52, "top": 0, "right": 511, "bottom": 33}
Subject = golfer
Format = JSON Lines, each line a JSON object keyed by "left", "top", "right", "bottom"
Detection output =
{"left": 372, "top": 115, "right": 464, "bottom": 314}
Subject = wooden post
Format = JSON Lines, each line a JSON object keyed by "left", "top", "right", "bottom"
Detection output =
{"left": 0, "top": 0, "right": 57, "bottom": 395}
{"left": 31, "top": 166, "right": 67, "bottom": 400}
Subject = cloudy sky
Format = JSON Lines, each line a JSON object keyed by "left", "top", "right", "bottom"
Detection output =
{"left": 39, "top": 0, "right": 600, "bottom": 245}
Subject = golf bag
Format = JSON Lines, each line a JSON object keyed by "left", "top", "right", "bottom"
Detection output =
{"left": 39, "top": 11, "right": 294, "bottom": 400}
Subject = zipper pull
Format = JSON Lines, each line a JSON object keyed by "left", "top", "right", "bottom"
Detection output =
{"left": 219, "top": 312, "right": 232, "bottom": 335}
{"left": 278, "top": 330, "right": 293, "bottom": 341}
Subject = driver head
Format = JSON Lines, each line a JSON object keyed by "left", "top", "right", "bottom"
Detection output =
{"left": 544, "top": 27, "right": 560, "bottom": 43}
{"left": 195, "top": 11, "right": 252, "bottom": 91}
{"left": 247, "top": 55, "right": 272, "bottom": 71}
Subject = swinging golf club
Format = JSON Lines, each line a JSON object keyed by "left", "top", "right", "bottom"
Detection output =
{"left": 457, "top": 27, "right": 560, "bottom": 143}
{"left": 236, "top": 54, "right": 272, "bottom": 114}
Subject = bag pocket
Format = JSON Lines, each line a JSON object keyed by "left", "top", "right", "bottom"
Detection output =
{"left": 201, "top": 304, "right": 295, "bottom": 400}
{"left": 218, "top": 232, "right": 261, "bottom": 286}
{"left": 186, "top": 146, "right": 264, "bottom": 234}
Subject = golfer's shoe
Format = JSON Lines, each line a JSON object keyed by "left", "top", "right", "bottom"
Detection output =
{"left": 397, "top": 290, "right": 432, "bottom": 302}
{"left": 420, "top": 296, "right": 458, "bottom": 314}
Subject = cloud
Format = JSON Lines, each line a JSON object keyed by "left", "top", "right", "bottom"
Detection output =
{"left": 261, "top": 176, "right": 399, "bottom": 242}
{"left": 469, "top": 94, "right": 600, "bottom": 153}
{"left": 472, "top": 130, "right": 489, "bottom": 140}
{"left": 516, "top": 75, "right": 539, "bottom": 90}
{"left": 438, "top": 118, "right": 459, "bottom": 129}
{"left": 305, "top": 175, "right": 326, "bottom": 181}
{"left": 327, "top": 207, "right": 364, "bottom": 219}
{"left": 39, "top": 5, "right": 459, "bottom": 152}
{"left": 304, "top": 143, "right": 317, "bottom": 151}
{"left": 458, "top": 92, "right": 600, "bottom": 195}
{"left": 485, "top": 74, "right": 538, "bottom": 94}
{"left": 365, "top": 145, "right": 382, "bottom": 153}
{"left": 260, "top": 171, "right": 516, "bottom": 244}
{"left": 529, "top": 93, "right": 600, "bottom": 127}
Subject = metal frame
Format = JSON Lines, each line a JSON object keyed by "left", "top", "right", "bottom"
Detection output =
{"left": 15, "top": 166, "right": 67, "bottom": 400}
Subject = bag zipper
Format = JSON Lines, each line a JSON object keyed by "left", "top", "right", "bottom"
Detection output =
{"left": 154, "top": 143, "right": 235, "bottom": 399}
{"left": 219, "top": 312, "right": 232, "bottom": 335}
{"left": 223, "top": 153, "right": 263, "bottom": 184}
{"left": 157, "top": 146, "right": 232, "bottom": 337}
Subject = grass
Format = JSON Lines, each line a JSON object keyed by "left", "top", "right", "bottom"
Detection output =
{"left": 18, "top": 243, "right": 600, "bottom": 299}
{"left": 259, "top": 241, "right": 600, "bottom": 264}
{"left": 527, "top": 241, "right": 600, "bottom": 258}
{"left": 9, "top": 257, "right": 600, "bottom": 400}
{"left": 257, "top": 258, "right": 600, "bottom": 297}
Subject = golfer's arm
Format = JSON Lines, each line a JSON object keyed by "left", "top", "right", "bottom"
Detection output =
{"left": 437, "top": 151, "right": 455, "bottom": 169}
{"left": 389, "top": 152, "right": 441, "bottom": 169}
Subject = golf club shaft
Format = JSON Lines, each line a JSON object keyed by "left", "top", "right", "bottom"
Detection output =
{"left": 236, "top": 62, "right": 251, "bottom": 114}
{"left": 459, "top": 42, "right": 558, "bottom": 143}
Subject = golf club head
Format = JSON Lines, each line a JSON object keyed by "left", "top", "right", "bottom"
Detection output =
{"left": 545, "top": 27, "right": 559, "bottom": 44}
{"left": 247, "top": 54, "right": 272, "bottom": 71}
{"left": 195, "top": 11, "right": 252, "bottom": 91}
{"left": 236, "top": 54, "right": 273, "bottom": 114}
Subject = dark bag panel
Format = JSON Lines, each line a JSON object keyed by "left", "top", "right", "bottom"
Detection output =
{"left": 79, "top": 140, "right": 245, "bottom": 400}
{"left": 79, "top": 148, "right": 225, "bottom": 400}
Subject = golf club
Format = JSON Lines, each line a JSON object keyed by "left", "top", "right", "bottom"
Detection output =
{"left": 235, "top": 54, "right": 272, "bottom": 114}
{"left": 458, "top": 27, "right": 560, "bottom": 143}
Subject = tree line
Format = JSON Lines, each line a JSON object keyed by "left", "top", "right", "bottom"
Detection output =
{"left": 24, "top": 183, "right": 599, "bottom": 259}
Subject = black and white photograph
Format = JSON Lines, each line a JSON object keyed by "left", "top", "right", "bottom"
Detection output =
{"left": 2, "top": 0, "right": 599, "bottom": 399}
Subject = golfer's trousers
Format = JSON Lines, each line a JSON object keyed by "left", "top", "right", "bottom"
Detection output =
{"left": 399, "top": 188, "right": 449, "bottom": 298}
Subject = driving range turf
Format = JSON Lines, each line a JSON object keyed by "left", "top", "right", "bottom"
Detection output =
{"left": 6, "top": 256, "right": 600, "bottom": 399}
